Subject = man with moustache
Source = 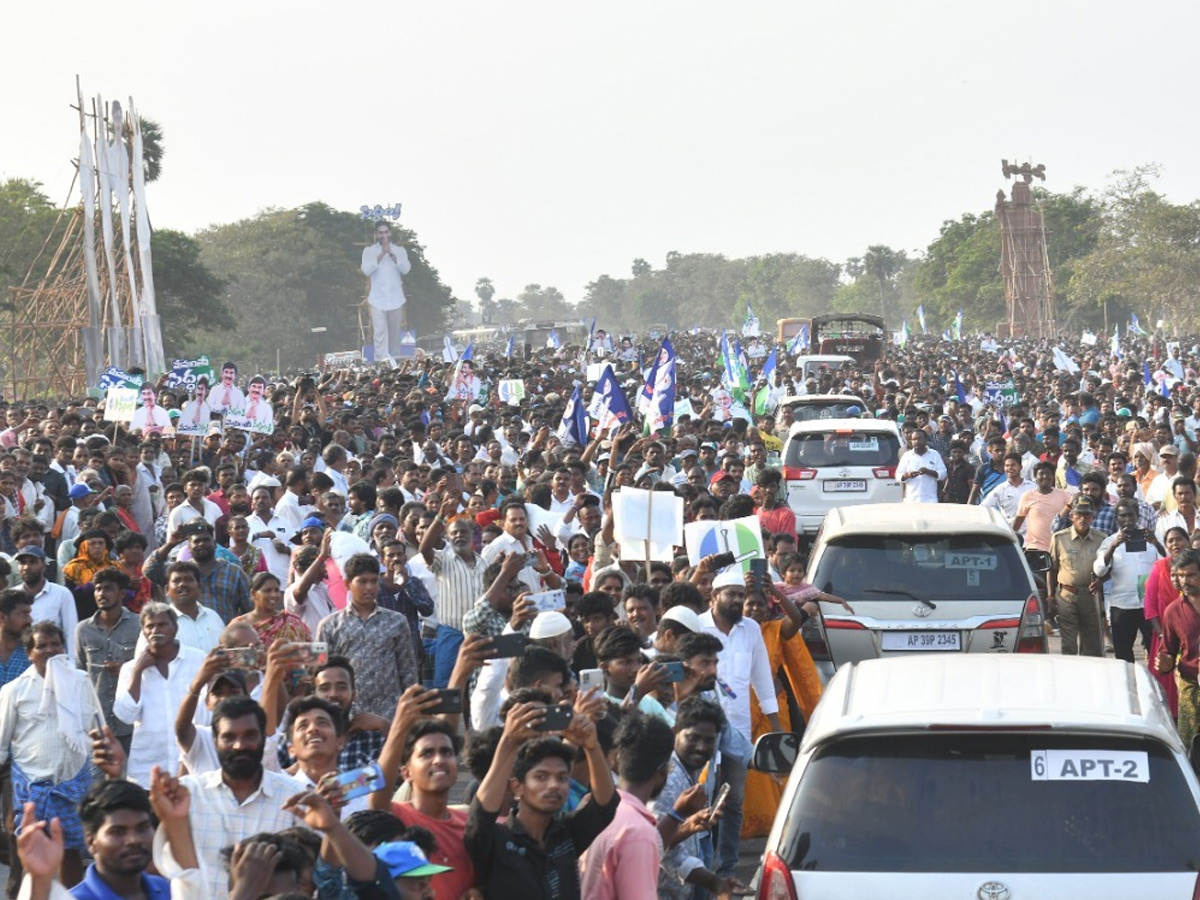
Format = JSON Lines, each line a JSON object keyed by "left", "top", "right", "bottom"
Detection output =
{"left": 113, "top": 603, "right": 206, "bottom": 786}
{"left": 166, "top": 696, "right": 304, "bottom": 900}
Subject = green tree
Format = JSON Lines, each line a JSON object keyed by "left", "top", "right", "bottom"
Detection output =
{"left": 0, "top": 179, "right": 69, "bottom": 307}
{"left": 1066, "top": 167, "right": 1200, "bottom": 332}
{"left": 150, "top": 229, "right": 232, "bottom": 356}
{"left": 516, "top": 284, "right": 572, "bottom": 320}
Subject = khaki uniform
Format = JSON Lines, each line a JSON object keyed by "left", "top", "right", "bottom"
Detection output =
{"left": 1049, "top": 526, "right": 1106, "bottom": 656}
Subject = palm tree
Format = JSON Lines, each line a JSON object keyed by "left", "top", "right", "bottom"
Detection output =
{"left": 862, "top": 245, "right": 905, "bottom": 322}
{"left": 474, "top": 277, "right": 496, "bottom": 324}
{"left": 134, "top": 117, "right": 165, "bottom": 183}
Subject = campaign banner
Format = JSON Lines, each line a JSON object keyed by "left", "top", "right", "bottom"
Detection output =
{"left": 102, "top": 387, "right": 138, "bottom": 422}
{"left": 97, "top": 367, "right": 143, "bottom": 391}
{"left": 164, "top": 356, "right": 215, "bottom": 394}
{"left": 683, "top": 514, "right": 766, "bottom": 573}
{"left": 983, "top": 379, "right": 1018, "bottom": 408}
{"left": 322, "top": 350, "right": 364, "bottom": 367}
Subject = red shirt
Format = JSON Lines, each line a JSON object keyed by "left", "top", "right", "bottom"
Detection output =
{"left": 756, "top": 504, "right": 797, "bottom": 541}
{"left": 1161, "top": 597, "right": 1200, "bottom": 682}
{"left": 393, "top": 802, "right": 474, "bottom": 900}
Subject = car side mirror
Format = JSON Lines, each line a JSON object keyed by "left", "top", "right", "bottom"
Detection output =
{"left": 751, "top": 731, "right": 801, "bottom": 775}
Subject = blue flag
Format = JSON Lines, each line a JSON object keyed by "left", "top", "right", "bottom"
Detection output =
{"left": 1162, "top": 376, "right": 1171, "bottom": 399}
{"left": 587, "top": 364, "right": 632, "bottom": 437}
{"left": 1131, "top": 313, "right": 1147, "bottom": 336}
{"left": 547, "top": 329, "right": 561, "bottom": 350}
{"left": 461, "top": 341, "right": 474, "bottom": 362}
{"left": 786, "top": 322, "right": 810, "bottom": 354}
{"left": 503, "top": 335, "right": 514, "bottom": 358}
{"left": 916, "top": 305, "right": 927, "bottom": 334}
{"left": 954, "top": 371, "right": 967, "bottom": 405}
{"left": 638, "top": 337, "right": 676, "bottom": 434}
{"left": 556, "top": 385, "right": 589, "bottom": 448}
{"left": 1144, "top": 361, "right": 1153, "bottom": 387}
{"left": 584, "top": 318, "right": 596, "bottom": 355}
{"left": 761, "top": 347, "right": 778, "bottom": 387}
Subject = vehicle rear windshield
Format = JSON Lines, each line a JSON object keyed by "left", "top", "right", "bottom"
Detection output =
{"left": 787, "top": 403, "right": 863, "bottom": 423}
{"left": 780, "top": 733, "right": 1200, "bottom": 873}
{"left": 811, "top": 534, "right": 1026, "bottom": 603}
{"left": 784, "top": 432, "right": 900, "bottom": 468}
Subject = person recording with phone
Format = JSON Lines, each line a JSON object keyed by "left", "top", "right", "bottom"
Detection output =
{"left": 1094, "top": 498, "right": 1163, "bottom": 663}
{"left": 466, "top": 692, "right": 616, "bottom": 900}
{"left": 594, "top": 624, "right": 674, "bottom": 724}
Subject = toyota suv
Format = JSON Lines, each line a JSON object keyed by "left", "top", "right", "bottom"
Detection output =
{"left": 752, "top": 655, "right": 1200, "bottom": 899}
{"left": 782, "top": 419, "right": 903, "bottom": 535}
{"left": 806, "top": 503, "right": 1047, "bottom": 661}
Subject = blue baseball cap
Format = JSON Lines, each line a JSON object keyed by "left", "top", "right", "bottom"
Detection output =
{"left": 373, "top": 841, "right": 452, "bottom": 879}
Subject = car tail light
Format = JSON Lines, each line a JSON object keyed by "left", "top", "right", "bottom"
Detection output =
{"left": 1015, "top": 593, "right": 1047, "bottom": 653}
{"left": 803, "top": 624, "right": 831, "bottom": 662}
{"left": 872, "top": 466, "right": 896, "bottom": 479}
{"left": 758, "top": 850, "right": 798, "bottom": 900}
{"left": 823, "top": 618, "right": 867, "bottom": 630}
{"left": 783, "top": 466, "right": 817, "bottom": 481}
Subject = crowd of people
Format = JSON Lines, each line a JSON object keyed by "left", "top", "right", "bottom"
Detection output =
{"left": 0, "top": 307, "right": 1199, "bottom": 900}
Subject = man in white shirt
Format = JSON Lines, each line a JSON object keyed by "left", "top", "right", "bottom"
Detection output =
{"left": 275, "top": 468, "right": 315, "bottom": 534}
{"left": 1147, "top": 445, "right": 1181, "bottom": 510}
{"left": 1094, "top": 499, "right": 1163, "bottom": 663}
{"left": 699, "top": 568, "right": 780, "bottom": 877}
{"left": 136, "top": 562, "right": 224, "bottom": 655}
{"left": 113, "top": 603, "right": 206, "bottom": 786}
{"left": 896, "top": 427, "right": 946, "bottom": 503}
{"left": 246, "top": 486, "right": 294, "bottom": 581}
{"left": 166, "top": 470, "right": 222, "bottom": 539}
{"left": 15, "top": 546, "right": 77, "bottom": 659}
{"left": 210, "top": 363, "right": 245, "bottom": 417}
{"left": 360, "top": 220, "right": 411, "bottom": 363}
{"left": 980, "top": 452, "right": 1035, "bottom": 531}
{"left": 0, "top": 621, "right": 104, "bottom": 886}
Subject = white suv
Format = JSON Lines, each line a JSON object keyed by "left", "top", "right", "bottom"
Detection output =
{"left": 807, "top": 503, "right": 1047, "bottom": 662}
{"left": 781, "top": 418, "right": 902, "bottom": 534}
{"left": 753, "top": 655, "right": 1200, "bottom": 899}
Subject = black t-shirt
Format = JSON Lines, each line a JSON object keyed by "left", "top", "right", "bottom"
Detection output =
{"left": 465, "top": 790, "right": 620, "bottom": 900}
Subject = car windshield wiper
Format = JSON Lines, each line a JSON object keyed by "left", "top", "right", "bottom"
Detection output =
{"left": 863, "top": 588, "right": 936, "bottom": 610}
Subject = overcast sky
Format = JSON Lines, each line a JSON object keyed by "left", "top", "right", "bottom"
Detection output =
{"left": 5, "top": 1, "right": 1198, "bottom": 315}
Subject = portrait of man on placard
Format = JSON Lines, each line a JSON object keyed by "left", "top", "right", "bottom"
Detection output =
{"left": 446, "top": 359, "right": 482, "bottom": 402}
{"left": 211, "top": 361, "right": 245, "bottom": 414}
{"left": 129, "top": 385, "right": 171, "bottom": 434}
{"left": 177, "top": 376, "right": 213, "bottom": 436}
{"left": 226, "top": 375, "right": 276, "bottom": 435}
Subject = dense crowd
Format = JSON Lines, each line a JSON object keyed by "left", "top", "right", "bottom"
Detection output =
{"left": 1, "top": 315, "right": 1199, "bottom": 900}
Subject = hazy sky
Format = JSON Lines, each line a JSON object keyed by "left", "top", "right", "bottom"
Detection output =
{"left": 5, "top": 1, "right": 1198, "bottom": 317}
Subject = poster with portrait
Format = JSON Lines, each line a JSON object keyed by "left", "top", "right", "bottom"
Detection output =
{"left": 445, "top": 357, "right": 482, "bottom": 402}
{"left": 209, "top": 361, "right": 246, "bottom": 415}
{"left": 129, "top": 385, "right": 173, "bottom": 435}
{"left": 176, "top": 376, "right": 213, "bottom": 436}
{"left": 225, "top": 375, "right": 276, "bottom": 435}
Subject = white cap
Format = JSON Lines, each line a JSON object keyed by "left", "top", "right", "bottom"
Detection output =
{"left": 529, "top": 611, "right": 572, "bottom": 639}
{"left": 711, "top": 566, "right": 747, "bottom": 590}
{"left": 659, "top": 606, "right": 702, "bottom": 633}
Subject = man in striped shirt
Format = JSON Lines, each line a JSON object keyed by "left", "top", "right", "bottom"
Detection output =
{"left": 419, "top": 496, "right": 485, "bottom": 688}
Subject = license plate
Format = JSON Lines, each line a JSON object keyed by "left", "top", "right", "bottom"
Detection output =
{"left": 823, "top": 480, "right": 867, "bottom": 492}
{"left": 881, "top": 631, "right": 961, "bottom": 651}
